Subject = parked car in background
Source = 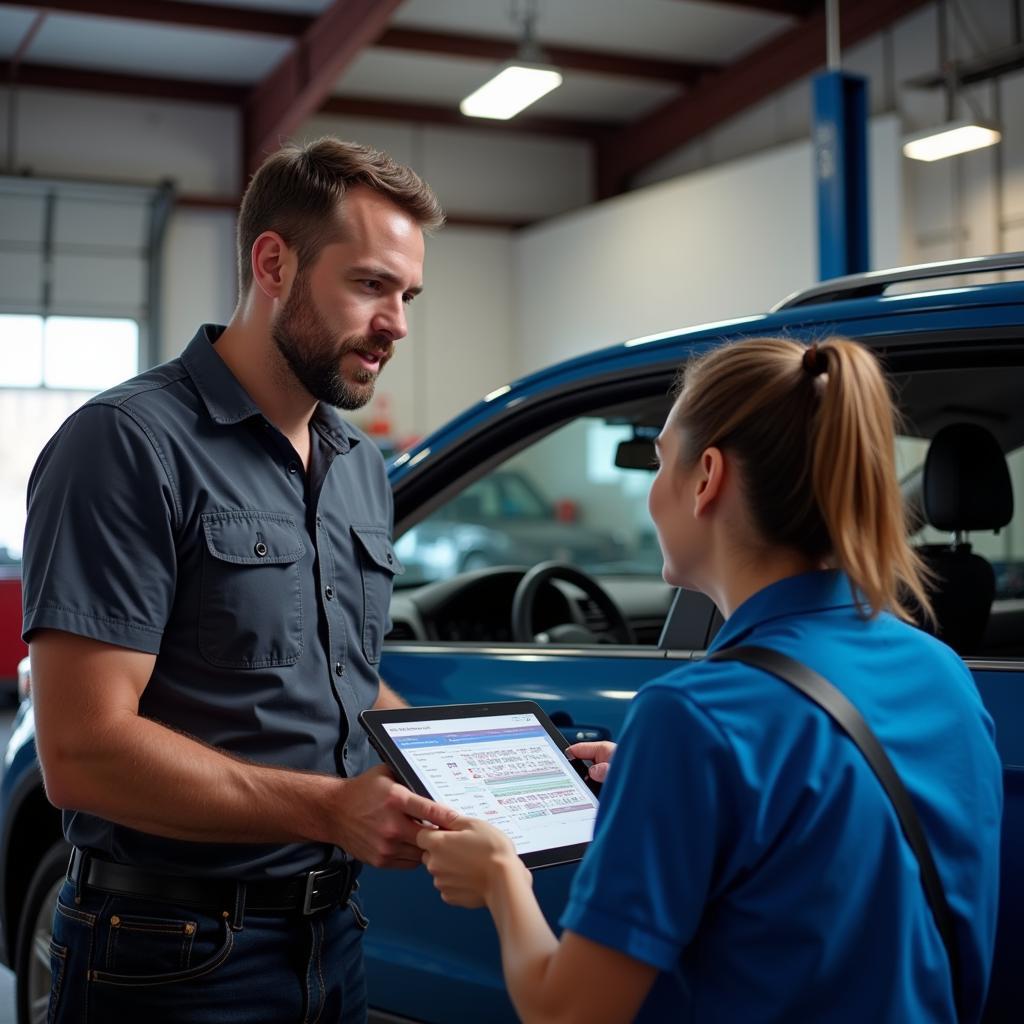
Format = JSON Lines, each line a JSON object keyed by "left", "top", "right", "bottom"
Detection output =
{"left": 395, "top": 468, "right": 640, "bottom": 587}
{"left": 0, "top": 566, "right": 25, "bottom": 698}
{"left": 2, "top": 253, "right": 1023, "bottom": 1023}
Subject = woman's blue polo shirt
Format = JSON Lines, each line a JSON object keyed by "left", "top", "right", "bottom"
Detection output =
{"left": 560, "top": 571, "right": 1002, "bottom": 1022}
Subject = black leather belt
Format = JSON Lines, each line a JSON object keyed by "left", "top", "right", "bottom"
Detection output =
{"left": 68, "top": 848, "right": 359, "bottom": 916}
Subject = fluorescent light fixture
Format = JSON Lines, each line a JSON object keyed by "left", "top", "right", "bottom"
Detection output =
{"left": 902, "top": 120, "right": 1002, "bottom": 162}
{"left": 460, "top": 63, "right": 562, "bottom": 120}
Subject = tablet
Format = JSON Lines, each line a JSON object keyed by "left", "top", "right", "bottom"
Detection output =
{"left": 359, "top": 700, "right": 601, "bottom": 869}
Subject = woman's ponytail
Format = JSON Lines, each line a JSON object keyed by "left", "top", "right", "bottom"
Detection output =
{"left": 810, "top": 340, "right": 933, "bottom": 621}
{"left": 674, "top": 336, "right": 932, "bottom": 621}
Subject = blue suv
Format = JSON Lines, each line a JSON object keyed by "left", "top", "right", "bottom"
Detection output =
{"left": 3, "top": 253, "right": 1022, "bottom": 1023}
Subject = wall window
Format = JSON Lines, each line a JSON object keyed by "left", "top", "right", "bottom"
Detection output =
{"left": 0, "top": 314, "right": 139, "bottom": 567}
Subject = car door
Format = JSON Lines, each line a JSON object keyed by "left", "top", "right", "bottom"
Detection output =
{"left": 362, "top": 357, "right": 697, "bottom": 1023}
{"left": 362, "top": 320, "right": 1024, "bottom": 1023}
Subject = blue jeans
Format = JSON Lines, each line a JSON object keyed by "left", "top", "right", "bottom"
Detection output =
{"left": 47, "top": 877, "right": 369, "bottom": 1024}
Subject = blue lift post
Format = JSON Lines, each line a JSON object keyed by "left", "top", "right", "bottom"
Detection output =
{"left": 813, "top": 70, "right": 869, "bottom": 281}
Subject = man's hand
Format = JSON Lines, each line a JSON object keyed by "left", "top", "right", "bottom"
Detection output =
{"left": 332, "top": 766, "right": 425, "bottom": 869}
{"left": 566, "top": 740, "right": 616, "bottom": 783}
{"left": 411, "top": 794, "right": 529, "bottom": 909}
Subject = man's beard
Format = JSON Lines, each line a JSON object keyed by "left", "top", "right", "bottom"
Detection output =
{"left": 271, "top": 272, "right": 389, "bottom": 410}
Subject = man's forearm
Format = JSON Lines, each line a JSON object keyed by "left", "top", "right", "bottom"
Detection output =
{"left": 43, "top": 710, "right": 341, "bottom": 845}
{"left": 374, "top": 677, "right": 408, "bottom": 709}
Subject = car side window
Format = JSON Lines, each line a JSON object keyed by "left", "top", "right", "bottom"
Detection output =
{"left": 961, "top": 447, "right": 1023, "bottom": 602}
{"left": 899, "top": 437, "right": 1023, "bottom": 657}
{"left": 394, "top": 416, "right": 663, "bottom": 587}
{"left": 901, "top": 441, "right": 1023, "bottom": 600}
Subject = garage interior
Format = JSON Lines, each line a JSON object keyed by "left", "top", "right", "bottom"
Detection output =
{"left": 0, "top": 0, "right": 1021, "bottom": 447}
{"left": 0, "top": 1, "right": 1023, "bottom": 1022}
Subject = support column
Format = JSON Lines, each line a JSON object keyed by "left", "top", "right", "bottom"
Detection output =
{"left": 813, "top": 69, "right": 870, "bottom": 280}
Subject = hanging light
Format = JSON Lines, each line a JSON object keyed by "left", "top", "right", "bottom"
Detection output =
{"left": 901, "top": 1, "right": 1001, "bottom": 162}
{"left": 902, "top": 120, "right": 1002, "bottom": 161}
{"left": 460, "top": 1, "right": 561, "bottom": 121}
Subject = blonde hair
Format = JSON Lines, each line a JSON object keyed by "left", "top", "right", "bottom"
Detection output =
{"left": 673, "top": 336, "right": 932, "bottom": 622}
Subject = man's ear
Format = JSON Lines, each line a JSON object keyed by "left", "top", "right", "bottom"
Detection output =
{"left": 250, "top": 231, "right": 296, "bottom": 300}
{"left": 693, "top": 447, "right": 725, "bottom": 518}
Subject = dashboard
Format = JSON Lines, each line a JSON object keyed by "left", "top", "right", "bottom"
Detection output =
{"left": 387, "top": 567, "right": 675, "bottom": 645}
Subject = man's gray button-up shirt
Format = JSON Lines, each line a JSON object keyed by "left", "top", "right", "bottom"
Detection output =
{"left": 22, "top": 325, "right": 403, "bottom": 879}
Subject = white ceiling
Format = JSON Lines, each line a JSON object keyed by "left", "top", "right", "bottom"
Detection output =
{"left": 0, "top": 0, "right": 802, "bottom": 120}
{"left": 389, "top": 0, "right": 790, "bottom": 62}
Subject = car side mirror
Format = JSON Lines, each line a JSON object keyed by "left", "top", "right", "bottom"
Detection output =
{"left": 614, "top": 438, "right": 656, "bottom": 470}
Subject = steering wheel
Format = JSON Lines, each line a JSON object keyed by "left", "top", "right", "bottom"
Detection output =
{"left": 511, "top": 561, "right": 635, "bottom": 644}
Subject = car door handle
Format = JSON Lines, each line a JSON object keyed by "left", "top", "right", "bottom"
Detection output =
{"left": 563, "top": 725, "right": 611, "bottom": 743}
{"left": 548, "top": 711, "right": 611, "bottom": 744}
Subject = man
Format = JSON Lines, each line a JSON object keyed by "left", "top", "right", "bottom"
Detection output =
{"left": 21, "top": 137, "right": 444, "bottom": 1023}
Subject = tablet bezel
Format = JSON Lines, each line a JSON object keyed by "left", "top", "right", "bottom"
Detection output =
{"left": 359, "top": 700, "right": 600, "bottom": 870}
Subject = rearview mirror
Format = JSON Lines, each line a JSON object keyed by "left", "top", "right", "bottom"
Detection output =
{"left": 614, "top": 437, "right": 656, "bottom": 470}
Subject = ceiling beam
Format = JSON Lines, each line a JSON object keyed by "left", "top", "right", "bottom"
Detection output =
{"left": 11, "top": 11, "right": 47, "bottom": 69}
{"left": 319, "top": 96, "right": 614, "bottom": 140}
{"left": 0, "top": 61, "right": 246, "bottom": 105}
{"left": 2, "top": 2, "right": 712, "bottom": 85}
{"left": 597, "top": 0, "right": 931, "bottom": 197}
{"left": 0, "top": 61, "right": 607, "bottom": 141}
{"left": 375, "top": 28, "right": 717, "bottom": 83}
{"left": 669, "top": 0, "right": 818, "bottom": 15}
{"left": 243, "top": 0, "right": 403, "bottom": 177}
{"left": 0, "top": 0, "right": 309, "bottom": 37}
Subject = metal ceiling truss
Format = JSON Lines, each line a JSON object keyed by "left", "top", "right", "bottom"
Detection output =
{"left": 596, "top": 0, "right": 935, "bottom": 197}
{"left": 1, "top": 0, "right": 939, "bottom": 203}
{"left": 0, "top": 0, "right": 718, "bottom": 81}
{"left": 242, "top": 0, "right": 402, "bottom": 177}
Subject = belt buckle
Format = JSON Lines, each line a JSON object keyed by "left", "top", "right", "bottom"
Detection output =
{"left": 302, "top": 868, "right": 331, "bottom": 916}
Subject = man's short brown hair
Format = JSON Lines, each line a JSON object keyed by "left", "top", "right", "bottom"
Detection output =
{"left": 237, "top": 137, "right": 445, "bottom": 295}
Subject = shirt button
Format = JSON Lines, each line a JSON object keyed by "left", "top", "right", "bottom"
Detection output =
{"left": 386, "top": 553, "right": 393, "bottom": 564}
{"left": 325, "top": 585, "right": 334, "bottom": 600}
{"left": 316, "top": 515, "right": 322, "bottom": 527}
{"left": 254, "top": 542, "right": 268, "bottom": 557}
{"left": 287, "top": 462, "right": 299, "bottom": 474}
{"left": 342, "top": 745, "right": 349, "bottom": 760}
{"left": 335, "top": 661, "right": 344, "bottom": 676}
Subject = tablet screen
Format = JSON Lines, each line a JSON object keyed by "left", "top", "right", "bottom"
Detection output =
{"left": 380, "top": 710, "right": 600, "bottom": 857}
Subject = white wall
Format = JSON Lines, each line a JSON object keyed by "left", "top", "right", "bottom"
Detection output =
{"left": 161, "top": 208, "right": 238, "bottom": 358}
{"left": 513, "top": 117, "right": 902, "bottom": 376}
{"left": 1, "top": 87, "right": 241, "bottom": 194}
{"left": 301, "top": 115, "right": 594, "bottom": 223}
{"left": 372, "top": 225, "right": 517, "bottom": 446}
{"left": 637, "top": 0, "right": 1024, "bottom": 268}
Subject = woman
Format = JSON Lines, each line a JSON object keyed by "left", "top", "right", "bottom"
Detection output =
{"left": 412, "top": 338, "right": 1002, "bottom": 1023}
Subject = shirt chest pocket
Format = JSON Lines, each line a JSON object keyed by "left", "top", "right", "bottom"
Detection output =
{"left": 351, "top": 525, "right": 404, "bottom": 665}
{"left": 199, "top": 511, "right": 306, "bottom": 669}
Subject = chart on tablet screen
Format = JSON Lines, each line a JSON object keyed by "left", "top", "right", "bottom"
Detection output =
{"left": 384, "top": 713, "right": 599, "bottom": 854}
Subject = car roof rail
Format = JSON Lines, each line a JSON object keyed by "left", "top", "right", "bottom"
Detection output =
{"left": 771, "top": 251, "right": 1024, "bottom": 311}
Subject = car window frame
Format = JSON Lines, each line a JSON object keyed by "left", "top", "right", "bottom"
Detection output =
{"left": 387, "top": 328, "right": 1024, "bottom": 669}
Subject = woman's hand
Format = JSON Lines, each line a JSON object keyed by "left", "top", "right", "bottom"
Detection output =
{"left": 566, "top": 740, "right": 617, "bottom": 783}
{"left": 410, "top": 795, "right": 531, "bottom": 909}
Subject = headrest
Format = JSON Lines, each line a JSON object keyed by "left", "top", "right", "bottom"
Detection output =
{"left": 923, "top": 423, "right": 1014, "bottom": 533}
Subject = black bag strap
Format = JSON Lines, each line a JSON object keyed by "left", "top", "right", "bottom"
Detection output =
{"left": 709, "top": 644, "right": 962, "bottom": 1017}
